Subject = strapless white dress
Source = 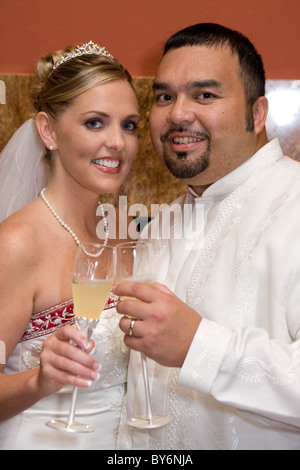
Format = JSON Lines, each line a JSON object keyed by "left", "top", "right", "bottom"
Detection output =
{"left": 0, "top": 297, "right": 129, "bottom": 450}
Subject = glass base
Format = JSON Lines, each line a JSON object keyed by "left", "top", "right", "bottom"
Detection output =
{"left": 45, "top": 419, "right": 94, "bottom": 433}
{"left": 127, "top": 413, "right": 174, "bottom": 430}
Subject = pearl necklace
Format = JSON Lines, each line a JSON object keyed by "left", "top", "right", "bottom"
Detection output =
{"left": 40, "top": 188, "right": 109, "bottom": 253}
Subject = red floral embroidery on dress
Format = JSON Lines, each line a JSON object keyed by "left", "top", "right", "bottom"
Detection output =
{"left": 20, "top": 295, "right": 120, "bottom": 343}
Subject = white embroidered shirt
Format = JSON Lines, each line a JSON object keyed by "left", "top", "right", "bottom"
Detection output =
{"left": 118, "top": 139, "right": 300, "bottom": 450}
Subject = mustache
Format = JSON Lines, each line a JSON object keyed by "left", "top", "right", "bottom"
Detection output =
{"left": 161, "top": 127, "right": 210, "bottom": 142}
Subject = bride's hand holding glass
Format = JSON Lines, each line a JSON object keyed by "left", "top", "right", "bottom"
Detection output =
{"left": 38, "top": 324, "right": 99, "bottom": 396}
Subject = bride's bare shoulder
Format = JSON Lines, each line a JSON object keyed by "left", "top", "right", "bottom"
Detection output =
{"left": 0, "top": 200, "right": 46, "bottom": 259}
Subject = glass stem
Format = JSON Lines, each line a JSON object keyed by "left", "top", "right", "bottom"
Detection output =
{"left": 140, "top": 352, "right": 153, "bottom": 423}
{"left": 66, "top": 319, "right": 96, "bottom": 428}
{"left": 67, "top": 386, "right": 78, "bottom": 426}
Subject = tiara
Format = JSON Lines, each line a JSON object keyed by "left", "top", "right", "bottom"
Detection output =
{"left": 52, "top": 41, "right": 114, "bottom": 72}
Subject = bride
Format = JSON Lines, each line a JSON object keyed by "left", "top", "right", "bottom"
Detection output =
{"left": 0, "top": 41, "right": 140, "bottom": 449}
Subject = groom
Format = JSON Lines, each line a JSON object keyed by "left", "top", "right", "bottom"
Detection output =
{"left": 115, "top": 23, "right": 300, "bottom": 450}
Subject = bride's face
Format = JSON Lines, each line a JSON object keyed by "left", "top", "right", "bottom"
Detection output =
{"left": 51, "top": 80, "right": 139, "bottom": 195}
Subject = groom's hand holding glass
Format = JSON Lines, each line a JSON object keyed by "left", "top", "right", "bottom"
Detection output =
{"left": 116, "top": 282, "right": 201, "bottom": 368}
{"left": 115, "top": 241, "right": 173, "bottom": 429}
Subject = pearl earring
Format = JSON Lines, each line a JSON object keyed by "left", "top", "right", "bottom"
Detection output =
{"left": 49, "top": 145, "right": 53, "bottom": 150}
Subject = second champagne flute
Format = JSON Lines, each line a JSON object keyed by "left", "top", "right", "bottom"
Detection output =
{"left": 116, "top": 241, "right": 174, "bottom": 429}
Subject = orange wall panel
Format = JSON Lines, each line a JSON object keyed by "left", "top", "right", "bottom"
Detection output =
{"left": 0, "top": 0, "right": 299, "bottom": 78}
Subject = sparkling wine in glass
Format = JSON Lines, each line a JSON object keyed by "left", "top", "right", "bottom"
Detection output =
{"left": 116, "top": 241, "right": 174, "bottom": 429}
{"left": 46, "top": 242, "right": 115, "bottom": 433}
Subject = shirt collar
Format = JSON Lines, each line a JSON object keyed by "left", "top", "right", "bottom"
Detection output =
{"left": 188, "top": 138, "right": 283, "bottom": 200}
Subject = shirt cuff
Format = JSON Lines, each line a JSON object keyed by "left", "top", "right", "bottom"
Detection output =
{"left": 178, "top": 318, "right": 232, "bottom": 394}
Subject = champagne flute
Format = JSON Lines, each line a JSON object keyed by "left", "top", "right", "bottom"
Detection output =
{"left": 116, "top": 241, "right": 174, "bottom": 429}
{"left": 46, "top": 242, "right": 115, "bottom": 433}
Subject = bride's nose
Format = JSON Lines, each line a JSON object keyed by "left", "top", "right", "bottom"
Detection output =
{"left": 105, "top": 126, "right": 125, "bottom": 152}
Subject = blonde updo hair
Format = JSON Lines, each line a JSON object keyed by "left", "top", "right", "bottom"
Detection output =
{"left": 31, "top": 44, "right": 135, "bottom": 160}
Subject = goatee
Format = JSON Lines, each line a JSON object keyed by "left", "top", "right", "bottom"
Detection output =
{"left": 163, "top": 148, "right": 210, "bottom": 179}
{"left": 161, "top": 127, "right": 210, "bottom": 179}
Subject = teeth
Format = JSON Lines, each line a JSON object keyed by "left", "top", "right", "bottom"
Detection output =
{"left": 173, "top": 137, "right": 202, "bottom": 144}
{"left": 93, "top": 159, "right": 120, "bottom": 168}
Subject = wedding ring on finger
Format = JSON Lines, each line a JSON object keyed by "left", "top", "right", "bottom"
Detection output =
{"left": 128, "top": 319, "right": 135, "bottom": 337}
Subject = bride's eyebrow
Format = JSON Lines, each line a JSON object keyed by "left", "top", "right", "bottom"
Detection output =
{"left": 125, "top": 114, "right": 140, "bottom": 120}
{"left": 81, "top": 112, "right": 140, "bottom": 120}
{"left": 81, "top": 111, "right": 109, "bottom": 117}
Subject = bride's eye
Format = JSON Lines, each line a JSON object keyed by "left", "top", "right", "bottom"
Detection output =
{"left": 122, "top": 121, "right": 139, "bottom": 132}
{"left": 86, "top": 119, "right": 103, "bottom": 130}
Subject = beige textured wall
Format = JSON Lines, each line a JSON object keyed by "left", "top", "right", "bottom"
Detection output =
{"left": 1, "top": 75, "right": 300, "bottom": 213}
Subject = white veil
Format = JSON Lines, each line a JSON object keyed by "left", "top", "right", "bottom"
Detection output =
{"left": 0, "top": 119, "right": 48, "bottom": 223}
